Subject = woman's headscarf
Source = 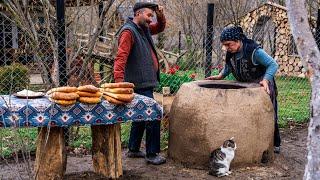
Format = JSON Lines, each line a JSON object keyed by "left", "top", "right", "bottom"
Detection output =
{"left": 220, "top": 26, "right": 246, "bottom": 42}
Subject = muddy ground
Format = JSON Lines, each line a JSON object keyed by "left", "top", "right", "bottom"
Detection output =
{"left": 0, "top": 123, "right": 308, "bottom": 180}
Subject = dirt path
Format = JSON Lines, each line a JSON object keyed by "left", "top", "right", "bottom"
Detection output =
{"left": 0, "top": 124, "right": 308, "bottom": 180}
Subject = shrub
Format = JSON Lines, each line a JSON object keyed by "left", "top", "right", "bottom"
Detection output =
{"left": 156, "top": 70, "right": 195, "bottom": 94}
{"left": 0, "top": 63, "right": 29, "bottom": 94}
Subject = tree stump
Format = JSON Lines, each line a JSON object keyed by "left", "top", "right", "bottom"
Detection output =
{"left": 34, "top": 127, "right": 67, "bottom": 180}
{"left": 91, "top": 124, "right": 122, "bottom": 179}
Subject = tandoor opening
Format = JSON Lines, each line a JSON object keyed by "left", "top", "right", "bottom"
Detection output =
{"left": 198, "top": 83, "right": 246, "bottom": 89}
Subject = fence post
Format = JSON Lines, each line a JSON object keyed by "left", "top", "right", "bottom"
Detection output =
{"left": 316, "top": 9, "right": 320, "bottom": 49}
{"left": 56, "top": 0, "right": 68, "bottom": 86}
{"left": 205, "top": 3, "right": 214, "bottom": 78}
{"left": 56, "top": 0, "right": 69, "bottom": 148}
{"left": 178, "top": 31, "right": 181, "bottom": 54}
{"left": 98, "top": 1, "right": 105, "bottom": 78}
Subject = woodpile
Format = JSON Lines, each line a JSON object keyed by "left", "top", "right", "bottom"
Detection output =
{"left": 238, "top": 3, "right": 306, "bottom": 77}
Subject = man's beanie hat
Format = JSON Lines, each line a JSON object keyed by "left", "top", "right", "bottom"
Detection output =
{"left": 133, "top": 2, "right": 158, "bottom": 12}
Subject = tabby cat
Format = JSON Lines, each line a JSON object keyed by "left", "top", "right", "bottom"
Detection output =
{"left": 208, "top": 138, "right": 236, "bottom": 177}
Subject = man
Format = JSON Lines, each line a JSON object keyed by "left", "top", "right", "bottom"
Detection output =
{"left": 113, "top": 2, "right": 166, "bottom": 165}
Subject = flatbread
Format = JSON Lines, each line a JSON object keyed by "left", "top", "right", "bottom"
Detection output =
{"left": 103, "top": 95, "right": 127, "bottom": 105}
{"left": 77, "top": 85, "right": 100, "bottom": 93}
{"left": 49, "top": 98, "right": 76, "bottom": 106}
{"left": 103, "top": 87, "right": 134, "bottom": 94}
{"left": 77, "top": 91, "right": 102, "bottom": 97}
{"left": 101, "top": 82, "right": 135, "bottom": 88}
{"left": 47, "top": 87, "right": 77, "bottom": 95}
{"left": 78, "top": 97, "right": 101, "bottom": 104}
{"left": 102, "top": 91, "right": 134, "bottom": 102}
{"left": 50, "top": 92, "right": 79, "bottom": 100}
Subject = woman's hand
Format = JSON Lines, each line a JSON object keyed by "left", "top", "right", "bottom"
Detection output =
{"left": 259, "top": 79, "right": 270, "bottom": 94}
{"left": 205, "top": 74, "right": 223, "bottom": 80}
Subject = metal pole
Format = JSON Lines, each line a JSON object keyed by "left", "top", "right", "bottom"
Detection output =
{"left": 178, "top": 31, "right": 181, "bottom": 54}
{"left": 205, "top": 3, "right": 214, "bottom": 78}
{"left": 57, "top": 0, "right": 69, "bottom": 146}
{"left": 316, "top": 9, "right": 320, "bottom": 49}
{"left": 98, "top": 2, "right": 104, "bottom": 41}
{"left": 98, "top": 1, "right": 104, "bottom": 78}
{"left": 56, "top": 0, "right": 68, "bottom": 86}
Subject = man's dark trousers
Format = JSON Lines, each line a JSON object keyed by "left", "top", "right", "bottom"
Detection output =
{"left": 128, "top": 88, "right": 160, "bottom": 155}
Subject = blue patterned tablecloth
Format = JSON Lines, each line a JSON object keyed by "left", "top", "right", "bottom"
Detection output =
{"left": 0, "top": 94, "right": 163, "bottom": 128}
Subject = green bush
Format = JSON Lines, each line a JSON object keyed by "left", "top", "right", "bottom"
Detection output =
{"left": 156, "top": 71, "right": 195, "bottom": 94}
{"left": 0, "top": 63, "right": 29, "bottom": 94}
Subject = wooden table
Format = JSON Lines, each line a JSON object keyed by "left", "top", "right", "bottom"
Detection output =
{"left": 0, "top": 95, "right": 162, "bottom": 179}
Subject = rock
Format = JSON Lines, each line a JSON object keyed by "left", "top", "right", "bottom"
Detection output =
{"left": 168, "top": 80, "right": 274, "bottom": 169}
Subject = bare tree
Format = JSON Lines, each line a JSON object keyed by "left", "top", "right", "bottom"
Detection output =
{"left": 287, "top": 0, "right": 320, "bottom": 179}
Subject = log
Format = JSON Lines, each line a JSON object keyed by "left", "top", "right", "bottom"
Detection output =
{"left": 34, "top": 127, "right": 67, "bottom": 180}
{"left": 91, "top": 124, "right": 123, "bottom": 179}
{"left": 279, "top": 50, "right": 285, "bottom": 56}
{"left": 289, "top": 64, "right": 294, "bottom": 72}
{"left": 294, "top": 66, "right": 301, "bottom": 72}
{"left": 279, "top": 43, "right": 284, "bottom": 48}
{"left": 280, "top": 37, "right": 287, "bottom": 44}
{"left": 283, "top": 56, "right": 288, "bottom": 62}
{"left": 289, "top": 58, "right": 295, "bottom": 65}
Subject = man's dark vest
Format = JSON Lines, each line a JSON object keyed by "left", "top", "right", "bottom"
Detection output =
{"left": 225, "top": 38, "right": 266, "bottom": 82}
{"left": 118, "top": 18, "right": 160, "bottom": 90}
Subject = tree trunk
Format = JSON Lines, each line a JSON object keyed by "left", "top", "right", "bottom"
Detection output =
{"left": 34, "top": 127, "right": 66, "bottom": 180}
{"left": 287, "top": 0, "right": 320, "bottom": 179}
{"left": 91, "top": 124, "right": 122, "bottom": 179}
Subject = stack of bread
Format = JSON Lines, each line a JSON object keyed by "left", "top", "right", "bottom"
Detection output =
{"left": 100, "top": 82, "right": 135, "bottom": 105}
{"left": 77, "top": 85, "right": 102, "bottom": 104}
{"left": 47, "top": 86, "right": 79, "bottom": 106}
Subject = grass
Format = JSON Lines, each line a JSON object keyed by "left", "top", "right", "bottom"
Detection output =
{"left": 0, "top": 76, "right": 311, "bottom": 157}
{"left": 276, "top": 76, "right": 311, "bottom": 127}
{"left": 0, "top": 128, "right": 38, "bottom": 157}
{"left": 0, "top": 123, "right": 167, "bottom": 158}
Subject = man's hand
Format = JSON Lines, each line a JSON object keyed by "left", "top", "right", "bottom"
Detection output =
{"left": 205, "top": 74, "right": 223, "bottom": 80}
{"left": 259, "top": 79, "right": 270, "bottom": 94}
{"left": 155, "top": 5, "right": 164, "bottom": 16}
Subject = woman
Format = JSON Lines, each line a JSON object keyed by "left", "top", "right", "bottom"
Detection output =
{"left": 206, "top": 26, "right": 281, "bottom": 153}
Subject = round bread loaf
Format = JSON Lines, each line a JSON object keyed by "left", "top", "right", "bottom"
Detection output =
{"left": 103, "top": 92, "right": 134, "bottom": 102}
{"left": 50, "top": 92, "right": 79, "bottom": 100}
{"left": 79, "top": 97, "right": 101, "bottom": 104}
{"left": 103, "top": 87, "right": 134, "bottom": 94}
{"left": 77, "top": 85, "right": 99, "bottom": 93}
{"left": 47, "top": 87, "right": 77, "bottom": 95}
{"left": 49, "top": 98, "right": 76, "bottom": 106}
{"left": 77, "top": 91, "right": 102, "bottom": 97}
{"left": 103, "top": 95, "right": 127, "bottom": 105}
{"left": 101, "top": 82, "right": 135, "bottom": 88}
